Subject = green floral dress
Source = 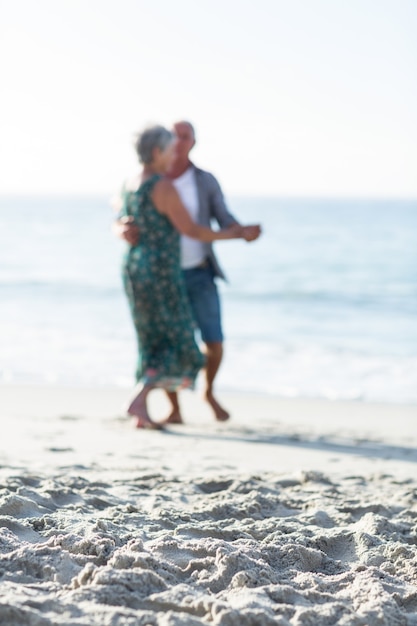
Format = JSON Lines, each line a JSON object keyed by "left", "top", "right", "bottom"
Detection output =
{"left": 121, "top": 175, "right": 205, "bottom": 389}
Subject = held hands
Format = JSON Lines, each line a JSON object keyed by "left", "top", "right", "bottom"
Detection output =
{"left": 222, "top": 223, "right": 262, "bottom": 241}
{"left": 115, "top": 216, "right": 140, "bottom": 246}
{"left": 224, "top": 223, "right": 246, "bottom": 239}
{"left": 242, "top": 224, "right": 262, "bottom": 242}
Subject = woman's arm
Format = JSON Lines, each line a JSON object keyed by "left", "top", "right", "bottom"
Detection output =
{"left": 153, "top": 179, "right": 243, "bottom": 242}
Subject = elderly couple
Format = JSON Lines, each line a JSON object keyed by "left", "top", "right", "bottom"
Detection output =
{"left": 115, "top": 121, "right": 261, "bottom": 429}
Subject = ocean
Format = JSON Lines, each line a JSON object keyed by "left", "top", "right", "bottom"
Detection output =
{"left": 1, "top": 194, "right": 416, "bottom": 404}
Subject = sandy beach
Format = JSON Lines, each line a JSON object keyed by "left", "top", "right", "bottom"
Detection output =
{"left": 1, "top": 385, "right": 417, "bottom": 625}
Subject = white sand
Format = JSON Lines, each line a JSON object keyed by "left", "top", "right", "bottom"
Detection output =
{"left": 1, "top": 385, "right": 417, "bottom": 625}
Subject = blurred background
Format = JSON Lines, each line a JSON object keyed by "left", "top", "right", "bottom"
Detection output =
{"left": 1, "top": 0, "right": 416, "bottom": 403}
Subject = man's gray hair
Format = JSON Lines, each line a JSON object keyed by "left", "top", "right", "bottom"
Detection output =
{"left": 134, "top": 125, "right": 174, "bottom": 164}
{"left": 173, "top": 119, "right": 196, "bottom": 140}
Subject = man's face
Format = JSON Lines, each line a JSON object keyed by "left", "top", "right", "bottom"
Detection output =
{"left": 172, "top": 122, "right": 195, "bottom": 160}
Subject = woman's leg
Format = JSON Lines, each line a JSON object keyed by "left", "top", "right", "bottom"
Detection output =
{"left": 127, "top": 384, "right": 163, "bottom": 430}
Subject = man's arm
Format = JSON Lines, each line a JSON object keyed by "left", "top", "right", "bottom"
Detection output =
{"left": 111, "top": 182, "right": 140, "bottom": 246}
{"left": 205, "top": 172, "right": 262, "bottom": 242}
{"left": 113, "top": 216, "right": 140, "bottom": 246}
{"left": 205, "top": 172, "right": 239, "bottom": 228}
{"left": 241, "top": 224, "right": 262, "bottom": 241}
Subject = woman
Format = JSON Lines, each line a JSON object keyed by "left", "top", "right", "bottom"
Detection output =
{"left": 120, "top": 125, "right": 243, "bottom": 429}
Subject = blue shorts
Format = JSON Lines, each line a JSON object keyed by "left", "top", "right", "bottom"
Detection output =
{"left": 182, "top": 262, "right": 224, "bottom": 343}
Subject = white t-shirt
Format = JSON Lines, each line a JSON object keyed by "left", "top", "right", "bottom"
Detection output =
{"left": 172, "top": 167, "right": 206, "bottom": 269}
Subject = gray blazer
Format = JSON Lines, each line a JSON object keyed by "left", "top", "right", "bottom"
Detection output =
{"left": 193, "top": 164, "right": 238, "bottom": 280}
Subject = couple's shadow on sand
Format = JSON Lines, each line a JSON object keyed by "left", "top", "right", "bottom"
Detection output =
{"left": 161, "top": 422, "right": 417, "bottom": 465}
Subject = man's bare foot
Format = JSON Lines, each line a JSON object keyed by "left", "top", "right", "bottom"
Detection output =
{"left": 162, "top": 409, "right": 184, "bottom": 425}
{"left": 205, "top": 391, "right": 230, "bottom": 422}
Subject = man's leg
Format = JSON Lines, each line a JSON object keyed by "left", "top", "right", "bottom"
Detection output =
{"left": 186, "top": 262, "right": 230, "bottom": 421}
{"left": 164, "top": 391, "right": 183, "bottom": 424}
{"left": 165, "top": 341, "right": 229, "bottom": 423}
{"left": 203, "top": 341, "right": 229, "bottom": 421}
{"left": 164, "top": 342, "right": 229, "bottom": 422}
{"left": 164, "top": 262, "right": 230, "bottom": 424}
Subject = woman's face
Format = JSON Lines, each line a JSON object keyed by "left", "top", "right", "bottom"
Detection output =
{"left": 158, "top": 140, "right": 176, "bottom": 172}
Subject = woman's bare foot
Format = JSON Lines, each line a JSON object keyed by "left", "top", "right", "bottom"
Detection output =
{"left": 127, "top": 386, "right": 163, "bottom": 430}
{"left": 134, "top": 416, "right": 164, "bottom": 430}
{"left": 205, "top": 391, "right": 230, "bottom": 422}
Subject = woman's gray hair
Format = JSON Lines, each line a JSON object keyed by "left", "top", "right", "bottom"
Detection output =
{"left": 134, "top": 125, "right": 174, "bottom": 164}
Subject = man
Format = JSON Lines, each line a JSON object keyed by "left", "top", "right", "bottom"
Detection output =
{"left": 114, "top": 120, "right": 261, "bottom": 423}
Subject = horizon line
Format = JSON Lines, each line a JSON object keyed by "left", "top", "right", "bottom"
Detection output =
{"left": 0, "top": 191, "right": 416, "bottom": 202}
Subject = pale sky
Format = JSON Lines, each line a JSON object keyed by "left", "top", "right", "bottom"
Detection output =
{"left": 1, "top": 0, "right": 416, "bottom": 197}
